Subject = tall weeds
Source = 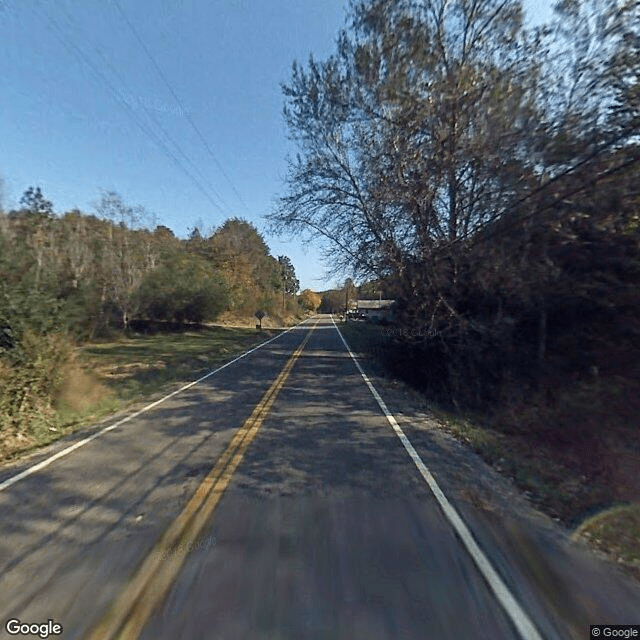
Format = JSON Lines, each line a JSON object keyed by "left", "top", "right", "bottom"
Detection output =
{"left": 0, "top": 330, "right": 72, "bottom": 444}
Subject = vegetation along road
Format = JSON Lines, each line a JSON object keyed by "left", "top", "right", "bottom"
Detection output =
{"left": 0, "top": 316, "right": 638, "bottom": 640}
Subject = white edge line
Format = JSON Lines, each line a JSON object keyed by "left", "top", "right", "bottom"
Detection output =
{"left": 331, "top": 316, "right": 545, "bottom": 640}
{"left": 0, "top": 319, "right": 313, "bottom": 493}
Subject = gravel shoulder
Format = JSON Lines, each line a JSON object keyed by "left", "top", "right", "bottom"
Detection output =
{"left": 342, "top": 342, "right": 640, "bottom": 637}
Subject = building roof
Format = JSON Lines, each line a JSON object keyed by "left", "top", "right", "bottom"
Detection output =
{"left": 356, "top": 299, "right": 395, "bottom": 310}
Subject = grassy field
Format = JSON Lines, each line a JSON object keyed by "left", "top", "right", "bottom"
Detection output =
{"left": 1, "top": 325, "right": 278, "bottom": 463}
{"left": 340, "top": 319, "right": 640, "bottom": 580}
{"left": 79, "top": 326, "right": 268, "bottom": 401}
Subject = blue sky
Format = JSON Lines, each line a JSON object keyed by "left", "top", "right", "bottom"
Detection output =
{"left": 0, "top": 0, "right": 553, "bottom": 291}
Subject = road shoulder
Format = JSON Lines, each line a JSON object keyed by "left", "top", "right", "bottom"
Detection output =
{"left": 339, "top": 335, "right": 640, "bottom": 638}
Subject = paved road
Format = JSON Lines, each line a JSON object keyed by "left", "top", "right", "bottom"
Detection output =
{"left": 0, "top": 316, "right": 638, "bottom": 639}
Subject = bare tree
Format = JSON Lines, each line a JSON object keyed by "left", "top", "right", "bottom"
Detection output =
{"left": 19, "top": 187, "right": 56, "bottom": 292}
{"left": 94, "top": 190, "right": 156, "bottom": 330}
{"left": 270, "top": 0, "right": 640, "bottom": 405}
{"left": 270, "top": 0, "right": 541, "bottom": 281}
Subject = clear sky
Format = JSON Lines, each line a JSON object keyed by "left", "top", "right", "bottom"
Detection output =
{"left": 0, "top": 0, "right": 554, "bottom": 291}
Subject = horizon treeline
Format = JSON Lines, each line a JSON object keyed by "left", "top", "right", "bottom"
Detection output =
{"left": 0, "top": 188, "right": 299, "bottom": 340}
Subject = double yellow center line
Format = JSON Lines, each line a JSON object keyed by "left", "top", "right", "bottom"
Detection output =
{"left": 88, "top": 321, "right": 317, "bottom": 640}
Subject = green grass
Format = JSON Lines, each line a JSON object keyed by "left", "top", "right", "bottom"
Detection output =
{"left": 1, "top": 325, "right": 277, "bottom": 462}
{"left": 573, "top": 503, "right": 640, "bottom": 575}
{"left": 80, "top": 326, "right": 268, "bottom": 402}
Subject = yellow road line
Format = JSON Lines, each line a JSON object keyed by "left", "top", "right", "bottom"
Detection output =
{"left": 88, "top": 321, "right": 317, "bottom": 640}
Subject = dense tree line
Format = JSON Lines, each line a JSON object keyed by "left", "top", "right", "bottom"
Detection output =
{"left": 0, "top": 189, "right": 297, "bottom": 337}
{"left": 270, "top": 0, "right": 640, "bottom": 410}
{"left": 0, "top": 188, "right": 298, "bottom": 435}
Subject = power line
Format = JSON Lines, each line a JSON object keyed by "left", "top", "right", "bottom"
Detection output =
{"left": 55, "top": 2, "right": 230, "bottom": 214}
{"left": 30, "top": 1, "right": 228, "bottom": 216}
{"left": 110, "top": 0, "right": 250, "bottom": 212}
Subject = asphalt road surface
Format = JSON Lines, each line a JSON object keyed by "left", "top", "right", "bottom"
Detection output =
{"left": 1, "top": 316, "right": 638, "bottom": 639}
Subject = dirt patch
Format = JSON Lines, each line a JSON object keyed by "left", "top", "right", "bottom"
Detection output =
{"left": 93, "top": 361, "right": 168, "bottom": 380}
{"left": 0, "top": 432, "right": 36, "bottom": 461}
{"left": 213, "top": 311, "right": 302, "bottom": 329}
{"left": 55, "top": 358, "right": 113, "bottom": 411}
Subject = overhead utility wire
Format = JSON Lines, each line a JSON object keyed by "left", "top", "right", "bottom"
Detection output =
{"left": 55, "top": 2, "right": 228, "bottom": 214}
{"left": 110, "top": 0, "right": 250, "bottom": 212}
{"left": 32, "top": 2, "right": 226, "bottom": 215}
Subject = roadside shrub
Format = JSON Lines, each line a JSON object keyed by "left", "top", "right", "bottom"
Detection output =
{"left": 138, "top": 254, "right": 230, "bottom": 324}
{"left": 0, "top": 330, "right": 72, "bottom": 438}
